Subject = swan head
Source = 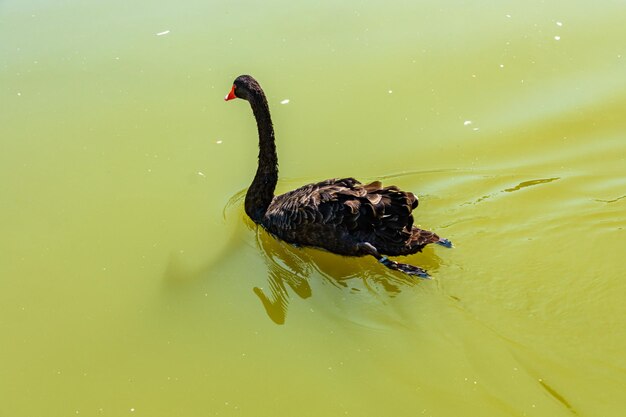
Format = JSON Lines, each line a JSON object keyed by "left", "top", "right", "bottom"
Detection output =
{"left": 225, "top": 74, "right": 262, "bottom": 102}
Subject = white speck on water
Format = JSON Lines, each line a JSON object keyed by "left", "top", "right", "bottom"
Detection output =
{"left": 499, "top": 64, "right": 505, "bottom": 68}
{"left": 556, "top": 21, "right": 563, "bottom": 27}
{"left": 554, "top": 36, "right": 561, "bottom": 41}
{"left": 280, "top": 99, "right": 290, "bottom": 104}
{"left": 388, "top": 90, "right": 393, "bottom": 94}
{"left": 473, "top": 127, "right": 480, "bottom": 131}
{"left": 464, "top": 120, "right": 472, "bottom": 126}
{"left": 505, "top": 14, "right": 511, "bottom": 18}
{"left": 197, "top": 171, "right": 205, "bottom": 177}
{"left": 17, "top": 92, "right": 21, "bottom": 96}
{"left": 156, "top": 30, "right": 170, "bottom": 36}
{"left": 130, "top": 408, "right": 135, "bottom": 412}
{"left": 216, "top": 140, "right": 223, "bottom": 144}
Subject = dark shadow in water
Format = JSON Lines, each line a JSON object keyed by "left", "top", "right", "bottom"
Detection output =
{"left": 595, "top": 194, "right": 626, "bottom": 204}
{"left": 249, "top": 220, "right": 442, "bottom": 325}
{"left": 503, "top": 177, "right": 560, "bottom": 192}
{"left": 463, "top": 177, "right": 560, "bottom": 206}
{"left": 537, "top": 379, "right": 578, "bottom": 415}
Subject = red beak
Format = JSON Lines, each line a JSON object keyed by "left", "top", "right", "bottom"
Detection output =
{"left": 224, "top": 85, "right": 237, "bottom": 101}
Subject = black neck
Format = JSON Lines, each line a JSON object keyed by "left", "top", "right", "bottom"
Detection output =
{"left": 244, "top": 90, "right": 278, "bottom": 223}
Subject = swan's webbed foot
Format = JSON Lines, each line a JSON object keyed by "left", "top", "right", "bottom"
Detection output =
{"left": 378, "top": 256, "right": 430, "bottom": 279}
{"left": 357, "top": 242, "right": 430, "bottom": 279}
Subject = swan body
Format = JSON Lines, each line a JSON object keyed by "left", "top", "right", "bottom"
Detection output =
{"left": 225, "top": 75, "right": 451, "bottom": 277}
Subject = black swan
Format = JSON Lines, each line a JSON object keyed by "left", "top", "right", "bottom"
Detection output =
{"left": 225, "top": 75, "right": 451, "bottom": 278}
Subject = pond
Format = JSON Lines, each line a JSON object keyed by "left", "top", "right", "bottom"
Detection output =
{"left": 1, "top": 0, "right": 625, "bottom": 416}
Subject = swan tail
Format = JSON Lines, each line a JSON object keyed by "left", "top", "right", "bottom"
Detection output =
{"left": 435, "top": 238, "right": 453, "bottom": 248}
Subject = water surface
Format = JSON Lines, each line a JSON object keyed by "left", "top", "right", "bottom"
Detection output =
{"left": 1, "top": 1, "right": 625, "bottom": 416}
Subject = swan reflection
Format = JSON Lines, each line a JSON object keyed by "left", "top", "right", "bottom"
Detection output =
{"left": 251, "top": 223, "right": 442, "bottom": 325}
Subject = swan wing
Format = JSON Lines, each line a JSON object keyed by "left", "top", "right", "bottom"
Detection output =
{"left": 264, "top": 178, "right": 419, "bottom": 244}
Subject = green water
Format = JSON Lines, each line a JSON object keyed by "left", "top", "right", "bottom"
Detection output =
{"left": 1, "top": 1, "right": 625, "bottom": 416}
